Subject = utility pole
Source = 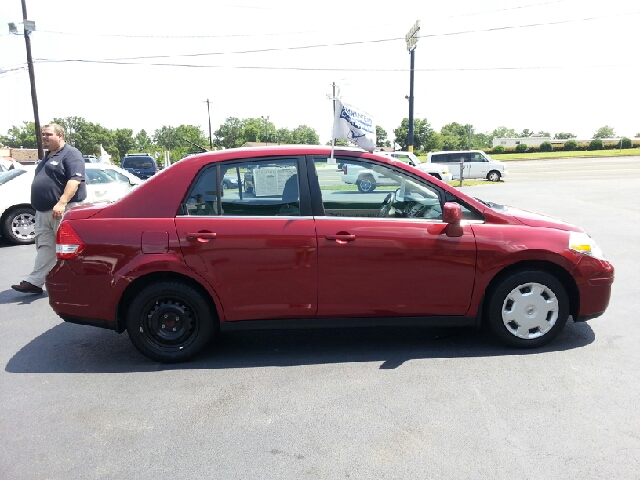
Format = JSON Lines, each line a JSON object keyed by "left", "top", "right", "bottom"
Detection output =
{"left": 405, "top": 21, "right": 420, "bottom": 154}
{"left": 19, "top": 0, "right": 43, "bottom": 159}
{"left": 205, "top": 99, "right": 213, "bottom": 149}
{"left": 261, "top": 116, "right": 269, "bottom": 145}
{"left": 331, "top": 82, "right": 336, "bottom": 150}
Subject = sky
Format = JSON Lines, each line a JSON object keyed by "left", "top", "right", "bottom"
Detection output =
{"left": 1, "top": 0, "right": 638, "bottom": 146}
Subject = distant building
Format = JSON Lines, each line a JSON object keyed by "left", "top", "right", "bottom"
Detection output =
{"left": 5, "top": 147, "right": 39, "bottom": 163}
{"left": 493, "top": 137, "right": 629, "bottom": 148}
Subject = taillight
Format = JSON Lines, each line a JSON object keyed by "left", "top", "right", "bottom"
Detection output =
{"left": 342, "top": 165, "right": 347, "bottom": 174}
{"left": 56, "top": 221, "right": 85, "bottom": 259}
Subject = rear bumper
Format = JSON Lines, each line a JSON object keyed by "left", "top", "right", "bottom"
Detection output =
{"left": 46, "top": 261, "right": 123, "bottom": 328}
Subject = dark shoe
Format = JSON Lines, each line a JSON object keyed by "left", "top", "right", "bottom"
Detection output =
{"left": 11, "top": 281, "right": 43, "bottom": 295}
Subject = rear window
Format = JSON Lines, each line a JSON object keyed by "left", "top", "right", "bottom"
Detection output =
{"left": 123, "top": 157, "right": 154, "bottom": 169}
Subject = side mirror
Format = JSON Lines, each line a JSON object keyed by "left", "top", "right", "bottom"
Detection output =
{"left": 442, "top": 202, "right": 463, "bottom": 237}
{"left": 442, "top": 202, "right": 462, "bottom": 224}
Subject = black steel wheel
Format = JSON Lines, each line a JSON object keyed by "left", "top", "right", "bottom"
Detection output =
{"left": 487, "top": 270, "right": 569, "bottom": 348}
{"left": 126, "top": 281, "right": 215, "bottom": 362}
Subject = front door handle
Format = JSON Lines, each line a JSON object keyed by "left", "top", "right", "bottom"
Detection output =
{"left": 186, "top": 232, "right": 217, "bottom": 242}
{"left": 325, "top": 234, "right": 355, "bottom": 244}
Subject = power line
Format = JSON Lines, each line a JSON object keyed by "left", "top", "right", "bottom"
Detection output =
{"left": 34, "top": 1, "right": 571, "bottom": 39}
{"left": 31, "top": 58, "right": 635, "bottom": 72}
{"left": 38, "top": 10, "right": 639, "bottom": 63}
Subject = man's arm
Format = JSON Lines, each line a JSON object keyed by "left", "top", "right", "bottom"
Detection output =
{"left": 52, "top": 179, "right": 82, "bottom": 219}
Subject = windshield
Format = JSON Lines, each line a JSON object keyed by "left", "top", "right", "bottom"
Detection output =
{"left": 0, "top": 169, "right": 27, "bottom": 186}
{"left": 474, "top": 197, "right": 505, "bottom": 211}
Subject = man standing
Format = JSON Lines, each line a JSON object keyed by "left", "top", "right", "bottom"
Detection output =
{"left": 11, "top": 124, "right": 86, "bottom": 294}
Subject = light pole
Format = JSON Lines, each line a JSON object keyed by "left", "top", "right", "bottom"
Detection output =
{"left": 261, "top": 116, "right": 269, "bottom": 145}
{"left": 9, "top": 0, "right": 43, "bottom": 159}
{"left": 405, "top": 20, "right": 420, "bottom": 154}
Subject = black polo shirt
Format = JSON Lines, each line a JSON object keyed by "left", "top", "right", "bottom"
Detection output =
{"left": 31, "top": 144, "right": 87, "bottom": 212}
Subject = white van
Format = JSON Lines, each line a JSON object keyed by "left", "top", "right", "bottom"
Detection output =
{"left": 426, "top": 150, "right": 507, "bottom": 182}
{"left": 377, "top": 151, "right": 453, "bottom": 182}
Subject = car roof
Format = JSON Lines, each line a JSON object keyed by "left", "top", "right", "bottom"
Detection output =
{"left": 429, "top": 150, "right": 485, "bottom": 154}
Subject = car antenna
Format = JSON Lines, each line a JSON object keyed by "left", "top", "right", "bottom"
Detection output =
{"left": 182, "top": 138, "right": 209, "bottom": 153}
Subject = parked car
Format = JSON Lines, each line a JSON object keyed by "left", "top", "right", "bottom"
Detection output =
{"left": 121, "top": 153, "right": 159, "bottom": 179}
{"left": 426, "top": 150, "right": 507, "bottom": 182}
{"left": 0, "top": 164, "right": 141, "bottom": 245}
{"left": 377, "top": 151, "right": 453, "bottom": 182}
{"left": 45, "top": 146, "right": 614, "bottom": 363}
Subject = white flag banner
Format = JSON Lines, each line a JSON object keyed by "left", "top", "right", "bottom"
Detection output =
{"left": 99, "top": 144, "right": 111, "bottom": 164}
{"left": 333, "top": 100, "right": 376, "bottom": 152}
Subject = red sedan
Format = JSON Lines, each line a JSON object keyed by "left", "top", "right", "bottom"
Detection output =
{"left": 46, "top": 146, "right": 614, "bottom": 362}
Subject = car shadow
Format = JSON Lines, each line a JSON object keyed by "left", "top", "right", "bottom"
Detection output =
{"left": 5, "top": 321, "right": 596, "bottom": 374}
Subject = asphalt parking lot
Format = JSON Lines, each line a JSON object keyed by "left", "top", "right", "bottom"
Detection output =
{"left": 1, "top": 156, "right": 638, "bottom": 479}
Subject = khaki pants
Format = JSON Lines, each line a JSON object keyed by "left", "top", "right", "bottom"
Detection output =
{"left": 25, "top": 204, "right": 79, "bottom": 288}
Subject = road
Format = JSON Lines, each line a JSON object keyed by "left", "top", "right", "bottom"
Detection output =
{"left": 1, "top": 156, "right": 639, "bottom": 479}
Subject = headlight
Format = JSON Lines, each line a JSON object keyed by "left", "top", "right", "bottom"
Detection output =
{"left": 569, "top": 232, "right": 605, "bottom": 259}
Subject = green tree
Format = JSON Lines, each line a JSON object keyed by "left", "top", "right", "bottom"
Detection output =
{"left": 326, "top": 139, "right": 349, "bottom": 146}
{"left": 52, "top": 117, "right": 114, "bottom": 157}
{"left": 0, "top": 121, "right": 38, "bottom": 148}
{"left": 375, "top": 125, "right": 388, "bottom": 147}
{"left": 275, "top": 128, "right": 293, "bottom": 144}
{"left": 536, "top": 131, "right": 551, "bottom": 137}
{"left": 291, "top": 125, "right": 319, "bottom": 145}
{"left": 440, "top": 122, "right": 474, "bottom": 150}
{"left": 214, "top": 117, "right": 245, "bottom": 149}
{"left": 491, "top": 126, "right": 518, "bottom": 139}
{"left": 134, "top": 129, "right": 153, "bottom": 152}
{"left": 473, "top": 132, "right": 493, "bottom": 149}
{"left": 519, "top": 129, "right": 533, "bottom": 137}
{"left": 175, "top": 125, "right": 208, "bottom": 150}
{"left": 593, "top": 126, "right": 616, "bottom": 139}
{"left": 244, "top": 117, "right": 271, "bottom": 143}
{"left": 554, "top": 132, "right": 575, "bottom": 139}
{"left": 113, "top": 129, "right": 135, "bottom": 160}
{"left": 153, "top": 126, "right": 180, "bottom": 150}
{"left": 393, "top": 118, "right": 438, "bottom": 151}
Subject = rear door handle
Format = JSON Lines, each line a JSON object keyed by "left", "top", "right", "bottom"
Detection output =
{"left": 186, "top": 232, "right": 217, "bottom": 242}
{"left": 325, "top": 234, "right": 355, "bottom": 244}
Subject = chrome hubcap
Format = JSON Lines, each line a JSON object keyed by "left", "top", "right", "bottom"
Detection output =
{"left": 501, "top": 282, "right": 559, "bottom": 339}
{"left": 12, "top": 213, "right": 35, "bottom": 241}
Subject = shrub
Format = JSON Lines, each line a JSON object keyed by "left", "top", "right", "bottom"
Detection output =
{"left": 540, "top": 141, "right": 553, "bottom": 152}
{"left": 515, "top": 143, "right": 528, "bottom": 153}
{"left": 621, "top": 137, "right": 632, "bottom": 149}
{"left": 589, "top": 139, "right": 604, "bottom": 150}
{"left": 564, "top": 140, "right": 578, "bottom": 151}
{"left": 492, "top": 145, "right": 505, "bottom": 154}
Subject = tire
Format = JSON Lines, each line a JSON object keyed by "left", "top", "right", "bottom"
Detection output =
{"left": 357, "top": 176, "right": 376, "bottom": 193}
{"left": 2, "top": 207, "right": 36, "bottom": 245}
{"left": 126, "top": 281, "right": 215, "bottom": 362}
{"left": 486, "top": 270, "right": 569, "bottom": 348}
{"left": 487, "top": 170, "right": 501, "bottom": 182}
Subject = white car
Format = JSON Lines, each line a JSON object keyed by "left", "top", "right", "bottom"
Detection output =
{"left": 426, "top": 150, "right": 507, "bottom": 182}
{"left": 0, "top": 164, "right": 142, "bottom": 245}
{"left": 377, "top": 151, "right": 453, "bottom": 182}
